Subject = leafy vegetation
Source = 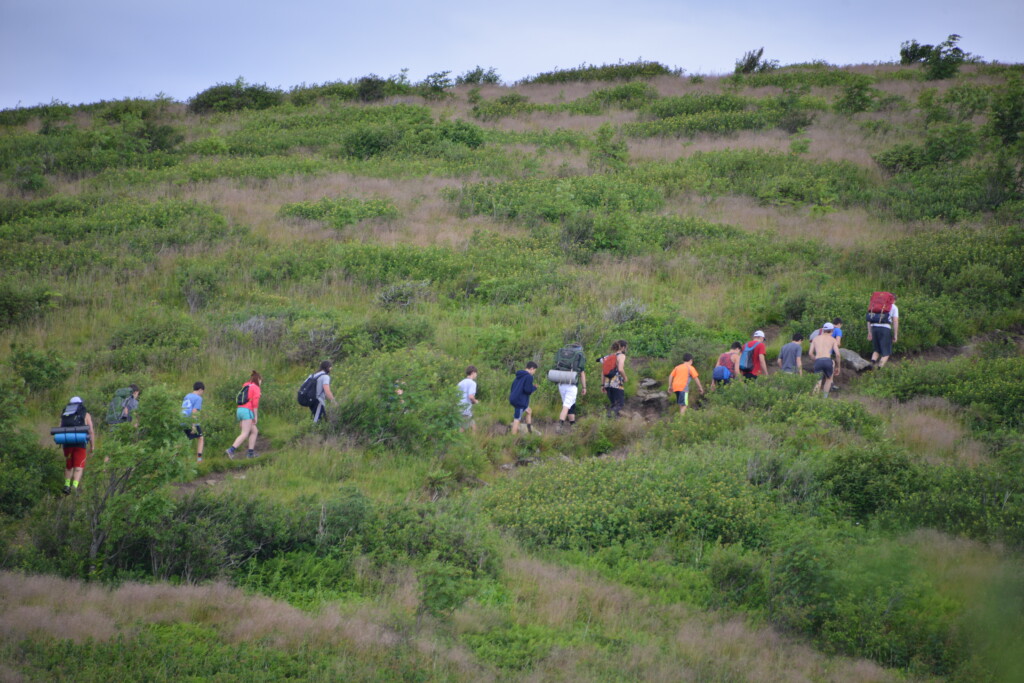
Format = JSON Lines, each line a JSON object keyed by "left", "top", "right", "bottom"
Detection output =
{"left": 2, "top": 50, "right": 1024, "bottom": 681}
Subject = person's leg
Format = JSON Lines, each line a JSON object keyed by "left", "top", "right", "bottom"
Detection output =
{"left": 870, "top": 326, "right": 882, "bottom": 363}
{"left": 196, "top": 434, "right": 204, "bottom": 460}
{"left": 612, "top": 388, "right": 625, "bottom": 416}
{"left": 71, "top": 466, "right": 84, "bottom": 485}
{"left": 247, "top": 423, "right": 259, "bottom": 451}
{"left": 567, "top": 404, "right": 576, "bottom": 425}
{"left": 558, "top": 385, "right": 577, "bottom": 426}
{"left": 525, "top": 407, "right": 532, "bottom": 433}
{"left": 232, "top": 420, "right": 251, "bottom": 449}
{"left": 877, "top": 327, "right": 893, "bottom": 367}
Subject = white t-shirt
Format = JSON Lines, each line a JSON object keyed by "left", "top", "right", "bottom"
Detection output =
{"left": 871, "top": 303, "right": 899, "bottom": 329}
{"left": 457, "top": 378, "right": 477, "bottom": 416}
{"left": 315, "top": 372, "right": 331, "bottom": 402}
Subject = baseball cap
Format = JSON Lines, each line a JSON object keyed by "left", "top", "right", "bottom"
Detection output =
{"left": 823, "top": 322, "right": 835, "bottom": 331}
{"left": 70, "top": 396, "right": 83, "bottom": 403}
{"left": 753, "top": 330, "right": 765, "bottom": 338}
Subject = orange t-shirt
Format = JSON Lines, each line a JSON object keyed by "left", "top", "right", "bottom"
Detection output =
{"left": 669, "top": 362, "right": 699, "bottom": 392}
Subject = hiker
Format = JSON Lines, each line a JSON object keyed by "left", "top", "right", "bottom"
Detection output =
{"left": 304, "top": 360, "right": 335, "bottom": 423}
{"left": 668, "top": 353, "right": 704, "bottom": 415}
{"left": 181, "top": 382, "right": 205, "bottom": 463}
{"left": 711, "top": 342, "right": 742, "bottom": 390}
{"left": 58, "top": 397, "right": 95, "bottom": 495}
{"left": 738, "top": 330, "right": 769, "bottom": 380}
{"left": 808, "top": 325, "right": 841, "bottom": 397}
{"left": 120, "top": 385, "right": 141, "bottom": 423}
{"left": 778, "top": 333, "right": 804, "bottom": 375}
{"left": 552, "top": 342, "right": 586, "bottom": 432}
{"left": 227, "top": 371, "right": 262, "bottom": 459}
{"left": 867, "top": 293, "right": 899, "bottom": 368}
{"left": 509, "top": 361, "right": 538, "bottom": 435}
{"left": 600, "top": 340, "right": 628, "bottom": 418}
{"left": 831, "top": 317, "right": 844, "bottom": 349}
{"left": 458, "top": 366, "right": 479, "bottom": 432}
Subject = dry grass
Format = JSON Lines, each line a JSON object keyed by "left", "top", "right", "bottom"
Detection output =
{"left": 0, "top": 571, "right": 488, "bottom": 678}
{"left": 886, "top": 397, "right": 990, "bottom": 467}
{"left": 492, "top": 556, "right": 899, "bottom": 682}
{"left": 487, "top": 109, "right": 637, "bottom": 135}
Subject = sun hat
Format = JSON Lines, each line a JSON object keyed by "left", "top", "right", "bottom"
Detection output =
{"left": 823, "top": 322, "right": 835, "bottom": 331}
{"left": 753, "top": 330, "right": 765, "bottom": 338}
{"left": 70, "top": 396, "right": 83, "bottom": 403}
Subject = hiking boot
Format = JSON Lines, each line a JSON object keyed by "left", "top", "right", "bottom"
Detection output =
{"left": 246, "top": 452, "right": 258, "bottom": 459}
{"left": 62, "top": 485, "right": 71, "bottom": 496}
{"left": 225, "top": 448, "right": 235, "bottom": 459}
{"left": 197, "top": 455, "right": 203, "bottom": 463}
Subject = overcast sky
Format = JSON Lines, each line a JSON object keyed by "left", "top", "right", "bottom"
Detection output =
{"left": 1, "top": 0, "right": 1022, "bottom": 110}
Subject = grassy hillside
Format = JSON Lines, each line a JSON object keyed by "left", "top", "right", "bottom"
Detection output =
{"left": 2, "top": 57, "right": 1024, "bottom": 680}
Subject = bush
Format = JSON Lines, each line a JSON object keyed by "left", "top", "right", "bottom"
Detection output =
{"left": 0, "top": 280, "right": 59, "bottom": 330}
{"left": 519, "top": 60, "right": 681, "bottom": 85}
{"left": 455, "top": 66, "right": 501, "bottom": 85}
{"left": 279, "top": 197, "right": 399, "bottom": 228}
{"left": 7, "top": 343, "right": 74, "bottom": 391}
{"left": 0, "top": 378, "right": 62, "bottom": 517}
{"left": 484, "top": 454, "right": 770, "bottom": 550}
{"left": 188, "top": 78, "right": 284, "bottom": 114}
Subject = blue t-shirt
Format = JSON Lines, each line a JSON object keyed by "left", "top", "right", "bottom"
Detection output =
{"left": 833, "top": 328, "right": 843, "bottom": 340}
{"left": 181, "top": 392, "right": 203, "bottom": 417}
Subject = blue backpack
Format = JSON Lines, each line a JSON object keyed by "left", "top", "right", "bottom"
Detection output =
{"left": 713, "top": 366, "right": 732, "bottom": 381}
{"left": 738, "top": 342, "right": 757, "bottom": 372}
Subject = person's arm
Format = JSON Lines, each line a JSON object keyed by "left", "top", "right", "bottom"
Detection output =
{"left": 866, "top": 322, "right": 873, "bottom": 340}
{"left": 758, "top": 349, "right": 768, "bottom": 376}
{"left": 580, "top": 370, "right": 587, "bottom": 396}
{"left": 617, "top": 354, "right": 627, "bottom": 383}
{"left": 85, "top": 414, "right": 96, "bottom": 453}
{"left": 667, "top": 371, "right": 675, "bottom": 391}
{"left": 695, "top": 376, "right": 705, "bottom": 395}
{"left": 893, "top": 317, "right": 899, "bottom": 344}
{"left": 469, "top": 391, "right": 478, "bottom": 405}
{"left": 797, "top": 348, "right": 803, "bottom": 376}
{"left": 776, "top": 355, "right": 783, "bottom": 369}
{"left": 324, "top": 383, "right": 336, "bottom": 403}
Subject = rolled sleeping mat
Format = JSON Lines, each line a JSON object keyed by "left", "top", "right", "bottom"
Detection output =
{"left": 547, "top": 369, "right": 578, "bottom": 385}
{"left": 51, "top": 427, "right": 89, "bottom": 446}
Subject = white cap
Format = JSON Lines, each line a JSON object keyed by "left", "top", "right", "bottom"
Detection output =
{"left": 753, "top": 330, "right": 765, "bottom": 338}
{"left": 823, "top": 322, "right": 835, "bottom": 331}
{"left": 70, "top": 396, "right": 83, "bottom": 403}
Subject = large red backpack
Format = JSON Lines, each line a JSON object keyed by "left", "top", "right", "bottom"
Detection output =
{"left": 601, "top": 353, "right": 619, "bottom": 378}
{"left": 867, "top": 291, "right": 895, "bottom": 324}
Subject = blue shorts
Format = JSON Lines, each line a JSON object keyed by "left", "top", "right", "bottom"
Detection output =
{"left": 512, "top": 406, "right": 528, "bottom": 420}
{"left": 675, "top": 391, "right": 689, "bottom": 406}
{"left": 712, "top": 366, "right": 731, "bottom": 382}
{"left": 236, "top": 407, "right": 256, "bottom": 421}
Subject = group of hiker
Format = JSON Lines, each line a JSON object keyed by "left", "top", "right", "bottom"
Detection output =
{"left": 51, "top": 292, "right": 899, "bottom": 493}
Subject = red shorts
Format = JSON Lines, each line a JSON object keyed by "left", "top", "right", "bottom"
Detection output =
{"left": 63, "top": 446, "right": 87, "bottom": 469}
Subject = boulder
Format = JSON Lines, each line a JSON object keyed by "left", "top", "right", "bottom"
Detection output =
{"left": 639, "top": 378, "right": 661, "bottom": 389}
{"left": 839, "top": 348, "right": 872, "bottom": 372}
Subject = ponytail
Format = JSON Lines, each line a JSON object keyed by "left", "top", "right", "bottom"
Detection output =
{"left": 249, "top": 370, "right": 262, "bottom": 386}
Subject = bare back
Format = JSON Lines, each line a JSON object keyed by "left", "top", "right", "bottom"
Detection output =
{"left": 808, "top": 331, "right": 838, "bottom": 360}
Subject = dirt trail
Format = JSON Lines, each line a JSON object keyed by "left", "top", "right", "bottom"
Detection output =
{"left": 171, "top": 434, "right": 270, "bottom": 495}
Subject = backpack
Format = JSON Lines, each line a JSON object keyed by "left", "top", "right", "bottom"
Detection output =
{"left": 236, "top": 384, "right": 250, "bottom": 406}
{"left": 554, "top": 346, "right": 585, "bottom": 373}
{"left": 297, "top": 372, "right": 321, "bottom": 407}
{"left": 105, "top": 387, "right": 133, "bottom": 425}
{"left": 600, "top": 353, "right": 619, "bottom": 379}
{"left": 866, "top": 291, "right": 895, "bottom": 325}
{"left": 738, "top": 341, "right": 758, "bottom": 372}
{"left": 60, "top": 402, "right": 86, "bottom": 428}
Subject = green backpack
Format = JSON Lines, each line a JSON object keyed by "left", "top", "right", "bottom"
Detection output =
{"left": 553, "top": 345, "right": 585, "bottom": 373}
{"left": 105, "top": 387, "right": 133, "bottom": 425}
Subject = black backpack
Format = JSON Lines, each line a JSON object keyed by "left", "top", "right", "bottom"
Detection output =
{"left": 60, "top": 402, "right": 87, "bottom": 428}
{"left": 236, "top": 384, "right": 250, "bottom": 406}
{"left": 297, "top": 372, "right": 322, "bottom": 407}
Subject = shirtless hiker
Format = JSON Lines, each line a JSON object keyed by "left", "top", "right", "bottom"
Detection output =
{"left": 808, "top": 325, "right": 841, "bottom": 398}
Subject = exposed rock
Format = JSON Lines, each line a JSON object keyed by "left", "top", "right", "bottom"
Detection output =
{"left": 634, "top": 385, "right": 669, "bottom": 408}
{"left": 639, "top": 377, "right": 661, "bottom": 389}
{"left": 839, "top": 348, "right": 873, "bottom": 372}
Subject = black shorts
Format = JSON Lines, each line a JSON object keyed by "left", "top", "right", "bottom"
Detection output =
{"left": 742, "top": 371, "right": 758, "bottom": 381}
{"left": 871, "top": 325, "right": 893, "bottom": 357}
{"left": 813, "top": 357, "right": 834, "bottom": 379}
{"left": 183, "top": 425, "right": 203, "bottom": 440}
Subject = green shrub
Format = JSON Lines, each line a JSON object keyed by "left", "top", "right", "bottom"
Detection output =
{"left": 484, "top": 454, "right": 770, "bottom": 550}
{"left": 455, "top": 66, "right": 501, "bottom": 85}
{"left": 0, "top": 280, "right": 59, "bottom": 329}
{"left": 0, "top": 378, "right": 62, "bottom": 517}
{"left": 188, "top": 78, "right": 284, "bottom": 114}
{"left": 864, "top": 356, "right": 1024, "bottom": 430}
{"left": 734, "top": 48, "right": 778, "bottom": 75}
{"left": 519, "top": 60, "right": 681, "bottom": 85}
{"left": 279, "top": 197, "right": 399, "bottom": 228}
{"left": 820, "top": 446, "right": 917, "bottom": 520}
{"left": 641, "top": 93, "right": 748, "bottom": 119}
{"left": 7, "top": 343, "right": 74, "bottom": 391}
{"left": 833, "top": 77, "right": 877, "bottom": 114}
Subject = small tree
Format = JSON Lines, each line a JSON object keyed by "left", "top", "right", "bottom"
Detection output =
{"left": 588, "top": 123, "right": 628, "bottom": 173}
{"left": 735, "top": 48, "right": 779, "bottom": 75}
{"left": 455, "top": 66, "right": 501, "bottom": 85}
{"left": 899, "top": 40, "right": 934, "bottom": 64}
{"left": 923, "top": 34, "right": 968, "bottom": 80}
